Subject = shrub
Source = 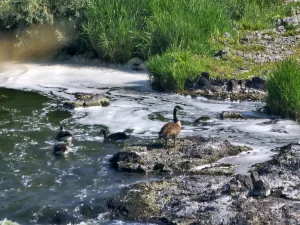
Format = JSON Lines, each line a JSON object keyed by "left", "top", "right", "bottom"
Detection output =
{"left": 266, "top": 59, "right": 300, "bottom": 120}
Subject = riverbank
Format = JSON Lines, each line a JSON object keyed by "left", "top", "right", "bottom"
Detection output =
{"left": 107, "top": 140, "right": 300, "bottom": 225}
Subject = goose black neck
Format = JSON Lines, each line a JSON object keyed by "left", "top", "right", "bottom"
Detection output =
{"left": 173, "top": 108, "right": 178, "bottom": 123}
{"left": 102, "top": 130, "right": 107, "bottom": 138}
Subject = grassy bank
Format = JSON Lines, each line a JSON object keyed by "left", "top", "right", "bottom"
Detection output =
{"left": 0, "top": 0, "right": 298, "bottom": 92}
{"left": 266, "top": 59, "right": 300, "bottom": 120}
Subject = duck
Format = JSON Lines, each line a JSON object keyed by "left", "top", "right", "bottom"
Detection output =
{"left": 100, "top": 129, "right": 130, "bottom": 141}
{"left": 56, "top": 126, "right": 73, "bottom": 142}
{"left": 159, "top": 105, "right": 184, "bottom": 147}
{"left": 53, "top": 143, "right": 69, "bottom": 155}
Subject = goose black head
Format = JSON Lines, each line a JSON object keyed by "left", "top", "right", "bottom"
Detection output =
{"left": 59, "top": 125, "right": 64, "bottom": 131}
{"left": 175, "top": 105, "right": 184, "bottom": 110}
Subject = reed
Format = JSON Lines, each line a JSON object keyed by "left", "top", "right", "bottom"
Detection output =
{"left": 266, "top": 59, "right": 300, "bottom": 120}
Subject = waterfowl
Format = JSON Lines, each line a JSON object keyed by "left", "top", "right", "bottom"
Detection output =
{"left": 53, "top": 143, "right": 69, "bottom": 155}
{"left": 159, "top": 105, "right": 184, "bottom": 147}
{"left": 56, "top": 126, "right": 73, "bottom": 142}
{"left": 100, "top": 129, "right": 130, "bottom": 141}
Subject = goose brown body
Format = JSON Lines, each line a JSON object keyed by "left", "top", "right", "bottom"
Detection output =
{"left": 159, "top": 106, "right": 183, "bottom": 147}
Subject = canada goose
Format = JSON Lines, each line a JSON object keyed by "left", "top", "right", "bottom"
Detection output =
{"left": 56, "top": 126, "right": 73, "bottom": 142}
{"left": 100, "top": 129, "right": 130, "bottom": 141}
{"left": 159, "top": 105, "right": 184, "bottom": 147}
{"left": 53, "top": 143, "right": 69, "bottom": 155}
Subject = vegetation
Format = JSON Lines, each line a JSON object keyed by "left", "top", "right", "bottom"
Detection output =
{"left": 0, "top": 0, "right": 298, "bottom": 93}
{"left": 266, "top": 59, "right": 300, "bottom": 120}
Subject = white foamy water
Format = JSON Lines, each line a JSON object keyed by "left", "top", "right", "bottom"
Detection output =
{"left": 1, "top": 62, "right": 300, "bottom": 174}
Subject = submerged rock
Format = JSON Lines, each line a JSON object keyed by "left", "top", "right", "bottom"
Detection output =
{"left": 63, "top": 93, "right": 110, "bottom": 109}
{"left": 193, "top": 116, "right": 212, "bottom": 124}
{"left": 109, "top": 136, "right": 252, "bottom": 174}
{"left": 220, "top": 111, "right": 245, "bottom": 120}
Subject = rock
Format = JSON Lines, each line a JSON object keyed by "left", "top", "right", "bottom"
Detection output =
{"left": 254, "top": 142, "right": 300, "bottom": 200}
{"left": 215, "top": 48, "right": 230, "bottom": 58}
{"left": 245, "top": 76, "right": 266, "bottom": 90}
{"left": 107, "top": 141, "right": 300, "bottom": 224}
{"left": 109, "top": 136, "right": 252, "bottom": 175}
{"left": 184, "top": 76, "right": 267, "bottom": 101}
{"left": 220, "top": 111, "right": 245, "bottom": 120}
{"left": 109, "top": 151, "right": 150, "bottom": 173}
{"left": 193, "top": 116, "right": 212, "bottom": 124}
{"left": 79, "top": 202, "right": 106, "bottom": 219}
{"left": 63, "top": 93, "right": 110, "bottom": 109}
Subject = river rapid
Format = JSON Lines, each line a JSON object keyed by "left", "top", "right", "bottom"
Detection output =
{"left": 0, "top": 62, "right": 300, "bottom": 224}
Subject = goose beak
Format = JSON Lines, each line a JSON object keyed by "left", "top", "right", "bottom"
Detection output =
{"left": 177, "top": 106, "right": 184, "bottom": 110}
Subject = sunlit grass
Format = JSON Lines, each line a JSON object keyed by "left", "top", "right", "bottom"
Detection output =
{"left": 266, "top": 59, "right": 300, "bottom": 120}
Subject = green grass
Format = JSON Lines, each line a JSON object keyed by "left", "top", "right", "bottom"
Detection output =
{"left": 83, "top": 0, "right": 233, "bottom": 63}
{"left": 225, "top": 0, "right": 287, "bottom": 30}
{"left": 147, "top": 51, "right": 235, "bottom": 92}
{"left": 266, "top": 59, "right": 300, "bottom": 120}
{"left": 1, "top": 0, "right": 300, "bottom": 96}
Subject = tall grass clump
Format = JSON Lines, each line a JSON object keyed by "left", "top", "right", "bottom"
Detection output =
{"left": 266, "top": 59, "right": 300, "bottom": 120}
{"left": 83, "top": 0, "right": 152, "bottom": 63}
{"left": 148, "top": 0, "right": 233, "bottom": 55}
{"left": 225, "top": 0, "right": 286, "bottom": 30}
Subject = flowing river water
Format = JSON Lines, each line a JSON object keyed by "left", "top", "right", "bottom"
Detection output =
{"left": 0, "top": 63, "right": 300, "bottom": 224}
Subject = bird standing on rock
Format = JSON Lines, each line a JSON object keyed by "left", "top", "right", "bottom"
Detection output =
{"left": 159, "top": 105, "right": 184, "bottom": 147}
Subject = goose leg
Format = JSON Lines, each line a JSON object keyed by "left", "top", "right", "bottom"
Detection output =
{"left": 173, "top": 136, "right": 176, "bottom": 147}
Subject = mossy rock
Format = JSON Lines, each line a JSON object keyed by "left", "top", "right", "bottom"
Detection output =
{"left": 63, "top": 94, "right": 110, "bottom": 109}
{"left": 220, "top": 111, "right": 245, "bottom": 120}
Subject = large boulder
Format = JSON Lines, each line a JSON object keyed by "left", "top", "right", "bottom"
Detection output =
{"left": 109, "top": 136, "right": 252, "bottom": 174}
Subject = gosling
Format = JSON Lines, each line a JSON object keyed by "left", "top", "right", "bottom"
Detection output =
{"left": 53, "top": 143, "right": 69, "bottom": 155}
{"left": 159, "top": 105, "right": 184, "bottom": 147}
{"left": 100, "top": 129, "right": 130, "bottom": 141}
{"left": 56, "top": 126, "right": 73, "bottom": 142}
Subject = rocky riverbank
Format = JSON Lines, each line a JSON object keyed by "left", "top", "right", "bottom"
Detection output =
{"left": 109, "top": 136, "right": 252, "bottom": 174}
{"left": 184, "top": 72, "right": 266, "bottom": 101}
{"left": 106, "top": 139, "right": 300, "bottom": 225}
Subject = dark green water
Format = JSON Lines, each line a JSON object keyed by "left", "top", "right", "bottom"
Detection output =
{"left": 0, "top": 88, "right": 155, "bottom": 224}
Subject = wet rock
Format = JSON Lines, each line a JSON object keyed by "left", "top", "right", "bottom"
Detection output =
{"left": 109, "top": 150, "right": 151, "bottom": 173}
{"left": 189, "top": 164, "right": 236, "bottom": 176}
{"left": 107, "top": 173, "right": 300, "bottom": 224}
{"left": 193, "top": 115, "right": 212, "bottom": 124}
{"left": 109, "top": 136, "right": 252, "bottom": 175}
{"left": 79, "top": 202, "right": 106, "bottom": 219}
{"left": 220, "top": 111, "right": 245, "bottom": 120}
{"left": 107, "top": 142, "right": 300, "bottom": 224}
{"left": 63, "top": 93, "right": 110, "bottom": 109}
{"left": 245, "top": 76, "right": 265, "bottom": 90}
{"left": 184, "top": 76, "right": 267, "bottom": 101}
{"left": 254, "top": 142, "right": 300, "bottom": 200}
